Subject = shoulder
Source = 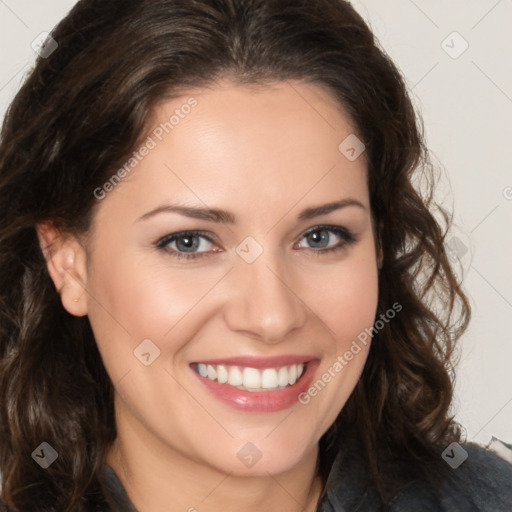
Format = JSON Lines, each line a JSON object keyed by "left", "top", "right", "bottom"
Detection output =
{"left": 319, "top": 438, "right": 512, "bottom": 512}
{"left": 388, "top": 439, "right": 512, "bottom": 512}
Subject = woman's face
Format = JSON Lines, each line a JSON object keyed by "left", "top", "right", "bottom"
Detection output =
{"left": 75, "top": 80, "right": 380, "bottom": 476}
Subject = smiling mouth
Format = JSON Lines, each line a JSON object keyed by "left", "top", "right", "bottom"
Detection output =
{"left": 191, "top": 362, "right": 307, "bottom": 392}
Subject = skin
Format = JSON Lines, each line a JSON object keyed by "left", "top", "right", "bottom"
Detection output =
{"left": 38, "top": 80, "right": 382, "bottom": 512}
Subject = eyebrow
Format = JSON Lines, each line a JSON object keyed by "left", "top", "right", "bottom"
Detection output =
{"left": 136, "top": 198, "right": 366, "bottom": 224}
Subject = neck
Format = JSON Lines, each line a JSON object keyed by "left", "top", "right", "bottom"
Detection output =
{"left": 106, "top": 419, "right": 324, "bottom": 512}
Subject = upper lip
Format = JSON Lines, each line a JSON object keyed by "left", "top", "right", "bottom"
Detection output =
{"left": 191, "top": 355, "right": 316, "bottom": 369}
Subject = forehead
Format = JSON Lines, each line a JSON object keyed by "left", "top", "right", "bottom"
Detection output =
{"left": 95, "top": 80, "right": 369, "bottom": 224}
{"left": 147, "top": 79, "right": 360, "bottom": 151}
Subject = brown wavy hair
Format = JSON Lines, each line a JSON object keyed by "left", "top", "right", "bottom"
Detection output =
{"left": 0, "top": 0, "right": 470, "bottom": 510}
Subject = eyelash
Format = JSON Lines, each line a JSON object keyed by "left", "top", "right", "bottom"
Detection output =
{"left": 155, "top": 225, "right": 357, "bottom": 261}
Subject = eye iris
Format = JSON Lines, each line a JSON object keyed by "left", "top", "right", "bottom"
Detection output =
{"left": 308, "top": 230, "right": 329, "bottom": 248}
{"left": 176, "top": 235, "right": 199, "bottom": 252}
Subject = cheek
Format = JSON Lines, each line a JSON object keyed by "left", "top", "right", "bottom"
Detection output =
{"left": 308, "top": 250, "right": 379, "bottom": 344}
{"left": 88, "top": 237, "right": 197, "bottom": 324}
{"left": 298, "top": 247, "right": 378, "bottom": 427}
{"left": 85, "top": 242, "right": 225, "bottom": 367}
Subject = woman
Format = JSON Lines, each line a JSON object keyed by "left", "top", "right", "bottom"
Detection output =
{"left": 0, "top": 0, "right": 510, "bottom": 510}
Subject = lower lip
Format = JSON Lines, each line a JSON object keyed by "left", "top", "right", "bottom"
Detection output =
{"left": 191, "top": 361, "right": 319, "bottom": 412}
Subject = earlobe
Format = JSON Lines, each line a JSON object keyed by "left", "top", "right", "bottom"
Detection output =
{"left": 36, "top": 223, "right": 89, "bottom": 317}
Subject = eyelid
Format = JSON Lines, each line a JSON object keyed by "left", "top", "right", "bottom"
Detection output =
{"left": 300, "top": 224, "right": 354, "bottom": 240}
{"left": 156, "top": 230, "right": 216, "bottom": 246}
{"left": 294, "top": 224, "right": 357, "bottom": 250}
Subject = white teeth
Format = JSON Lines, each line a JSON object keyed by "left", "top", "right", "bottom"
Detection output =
{"left": 228, "top": 366, "right": 243, "bottom": 386}
{"left": 278, "top": 367, "right": 289, "bottom": 387}
{"left": 198, "top": 363, "right": 207, "bottom": 378}
{"left": 261, "top": 368, "right": 278, "bottom": 389}
{"left": 207, "top": 364, "right": 217, "bottom": 380}
{"left": 243, "top": 367, "right": 261, "bottom": 389}
{"left": 195, "top": 362, "right": 307, "bottom": 391}
{"left": 288, "top": 364, "right": 297, "bottom": 385}
{"left": 217, "top": 364, "right": 228, "bottom": 384}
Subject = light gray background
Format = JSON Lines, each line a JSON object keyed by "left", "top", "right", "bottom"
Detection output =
{"left": 1, "top": 0, "right": 510, "bottom": 445}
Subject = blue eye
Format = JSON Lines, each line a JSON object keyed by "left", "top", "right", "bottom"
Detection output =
{"left": 297, "top": 225, "right": 357, "bottom": 254}
{"left": 156, "top": 231, "right": 216, "bottom": 260}
{"left": 155, "top": 225, "right": 357, "bottom": 261}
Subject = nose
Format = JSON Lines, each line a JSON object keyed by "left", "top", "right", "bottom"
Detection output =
{"left": 222, "top": 252, "right": 308, "bottom": 344}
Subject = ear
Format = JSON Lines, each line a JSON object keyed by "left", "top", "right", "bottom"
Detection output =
{"left": 36, "top": 222, "right": 89, "bottom": 317}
